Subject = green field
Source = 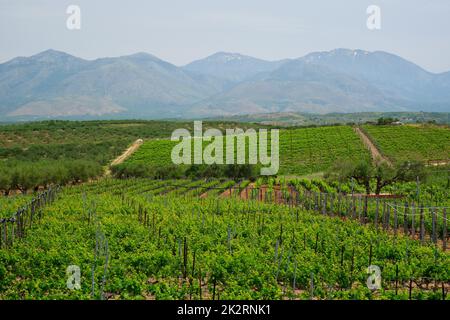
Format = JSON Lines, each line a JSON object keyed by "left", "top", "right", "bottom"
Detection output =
{"left": 0, "top": 119, "right": 449, "bottom": 302}
{"left": 126, "top": 126, "right": 371, "bottom": 176}
{"left": 0, "top": 120, "right": 268, "bottom": 193}
{"left": 0, "top": 178, "right": 448, "bottom": 300}
{"left": 0, "top": 120, "right": 264, "bottom": 166}
{"left": 362, "top": 125, "right": 450, "bottom": 164}
{"left": 279, "top": 126, "right": 370, "bottom": 175}
{"left": 126, "top": 124, "right": 449, "bottom": 177}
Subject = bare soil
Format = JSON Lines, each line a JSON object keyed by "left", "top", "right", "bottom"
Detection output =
{"left": 354, "top": 127, "right": 392, "bottom": 166}
{"left": 111, "top": 139, "right": 144, "bottom": 166}
{"left": 105, "top": 139, "right": 143, "bottom": 176}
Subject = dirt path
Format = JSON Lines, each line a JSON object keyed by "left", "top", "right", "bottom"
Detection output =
{"left": 427, "top": 159, "right": 450, "bottom": 167}
{"left": 354, "top": 127, "right": 392, "bottom": 166}
{"left": 105, "top": 139, "right": 144, "bottom": 176}
{"left": 111, "top": 139, "right": 144, "bottom": 166}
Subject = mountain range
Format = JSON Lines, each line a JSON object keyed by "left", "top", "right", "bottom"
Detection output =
{"left": 1, "top": 48, "right": 449, "bottom": 119}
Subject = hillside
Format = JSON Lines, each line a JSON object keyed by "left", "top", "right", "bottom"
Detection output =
{"left": 0, "top": 50, "right": 221, "bottom": 118}
{"left": 362, "top": 125, "right": 450, "bottom": 164}
{"left": 122, "top": 123, "right": 450, "bottom": 177}
{"left": 1, "top": 120, "right": 448, "bottom": 186}
{"left": 126, "top": 125, "right": 370, "bottom": 176}
{"left": 208, "top": 111, "right": 450, "bottom": 126}
{"left": 0, "top": 120, "right": 448, "bottom": 300}
{"left": 183, "top": 52, "right": 287, "bottom": 82}
{"left": 1, "top": 49, "right": 450, "bottom": 119}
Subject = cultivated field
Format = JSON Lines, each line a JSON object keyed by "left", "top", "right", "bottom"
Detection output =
{"left": 0, "top": 179, "right": 448, "bottom": 300}
{"left": 126, "top": 126, "right": 371, "bottom": 176}
{"left": 361, "top": 125, "right": 450, "bottom": 164}
{"left": 0, "top": 120, "right": 449, "bottom": 300}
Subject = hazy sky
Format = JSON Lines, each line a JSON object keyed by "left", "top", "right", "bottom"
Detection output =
{"left": 1, "top": 0, "right": 449, "bottom": 73}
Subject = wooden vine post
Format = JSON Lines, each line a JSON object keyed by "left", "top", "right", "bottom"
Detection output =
{"left": 393, "top": 202, "right": 398, "bottom": 237}
{"left": 420, "top": 207, "right": 425, "bottom": 244}
{"left": 411, "top": 203, "right": 415, "bottom": 239}
{"left": 403, "top": 202, "right": 408, "bottom": 235}
{"left": 431, "top": 208, "right": 437, "bottom": 245}
{"left": 374, "top": 199, "right": 379, "bottom": 231}
{"left": 443, "top": 208, "right": 447, "bottom": 251}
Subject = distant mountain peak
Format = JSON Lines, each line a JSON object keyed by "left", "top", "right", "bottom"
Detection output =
{"left": 39, "top": 48, "right": 67, "bottom": 55}
{"left": 29, "top": 49, "right": 82, "bottom": 64}
{"left": 204, "top": 52, "right": 255, "bottom": 63}
{"left": 302, "top": 48, "right": 372, "bottom": 62}
{"left": 33, "top": 49, "right": 75, "bottom": 58}
{"left": 183, "top": 52, "right": 285, "bottom": 82}
{"left": 2, "top": 49, "right": 84, "bottom": 68}
{"left": 125, "top": 52, "right": 162, "bottom": 61}
{"left": 1, "top": 48, "right": 449, "bottom": 119}
{"left": 330, "top": 48, "right": 370, "bottom": 55}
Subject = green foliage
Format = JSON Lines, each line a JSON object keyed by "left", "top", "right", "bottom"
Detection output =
{"left": 362, "top": 124, "right": 450, "bottom": 163}
{"left": 0, "top": 160, "right": 102, "bottom": 194}
{"left": 123, "top": 125, "right": 371, "bottom": 177}
{"left": 111, "top": 162, "right": 258, "bottom": 180}
{"left": 0, "top": 120, "right": 267, "bottom": 188}
{"left": 0, "top": 179, "right": 447, "bottom": 300}
{"left": 327, "top": 159, "right": 427, "bottom": 195}
{"left": 377, "top": 117, "right": 399, "bottom": 125}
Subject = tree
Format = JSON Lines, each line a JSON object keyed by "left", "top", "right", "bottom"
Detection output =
{"left": 328, "top": 159, "right": 426, "bottom": 195}
{"left": 377, "top": 117, "right": 399, "bottom": 125}
{"left": 351, "top": 161, "right": 373, "bottom": 194}
{"left": 224, "top": 164, "right": 257, "bottom": 180}
{"left": 0, "top": 166, "right": 12, "bottom": 196}
{"left": 374, "top": 161, "right": 426, "bottom": 195}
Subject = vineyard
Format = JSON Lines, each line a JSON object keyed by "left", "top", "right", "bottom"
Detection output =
{"left": 0, "top": 178, "right": 448, "bottom": 300}
{"left": 361, "top": 125, "right": 450, "bottom": 164}
{"left": 124, "top": 124, "right": 449, "bottom": 177}
{"left": 126, "top": 126, "right": 371, "bottom": 176}
{"left": 0, "top": 120, "right": 449, "bottom": 301}
{"left": 279, "top": 126, "right": 370, "bottom": 175}
{"left": 0, "top": 120, "right": 267, "bottom": 193}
